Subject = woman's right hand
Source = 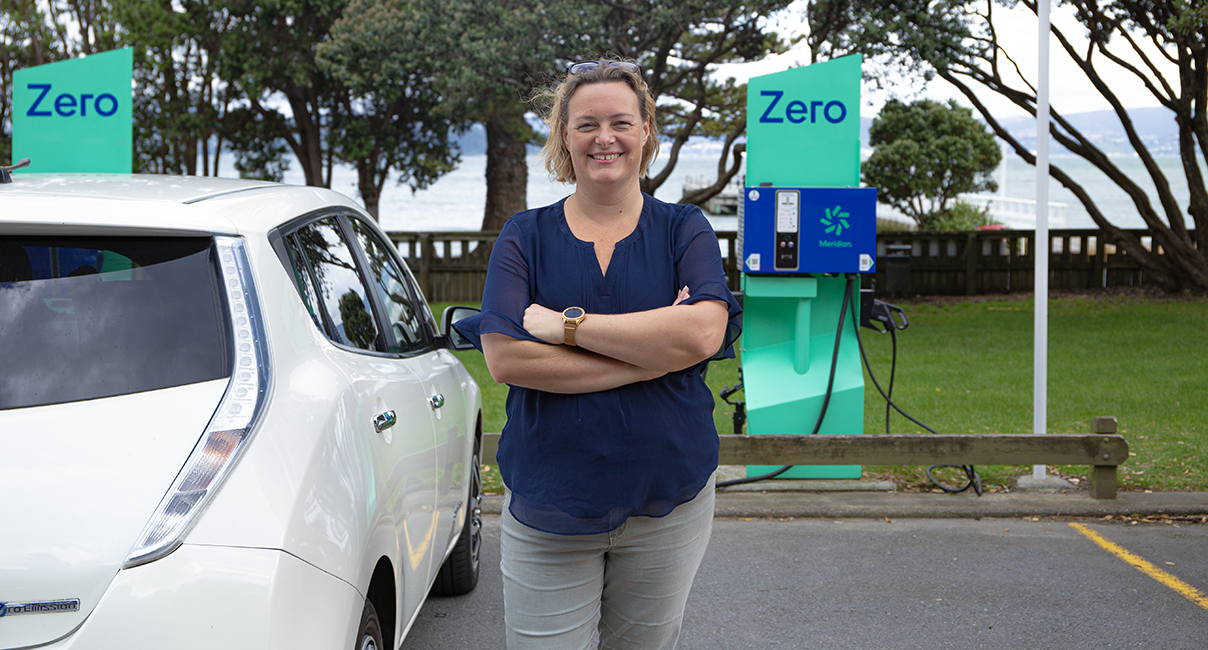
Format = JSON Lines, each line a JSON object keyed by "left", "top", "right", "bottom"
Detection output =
{"left": 672, "top": 285, "right": 690, "bottom": 306}
{"left": 522, "top": 303, "right": 565, "bottom": 345}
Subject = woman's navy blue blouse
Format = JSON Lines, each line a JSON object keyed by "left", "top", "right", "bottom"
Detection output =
{"left": 454, "top": 194, "right": 742, "bottom": 535}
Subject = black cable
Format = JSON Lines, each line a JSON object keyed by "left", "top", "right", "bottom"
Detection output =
{"left": 717, "top": 276, "right": 980, "bottom": 494}
{"left": 847, "top": 294, "right": 935, "bottom": 434}
{"left": 926, "top": 464, "right": 983, "bottom": 495}
{"left": 886, "top": 325, "right": 897, "bottom": 434}
{"left": 847, "top": 294, "right": 981, "bottom": 495}
{"left": 717, "top": 276, "right": 854, "bottom": 488}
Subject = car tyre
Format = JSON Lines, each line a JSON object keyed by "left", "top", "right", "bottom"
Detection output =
{"left": 355, "top": 600, "right": 383, "bottom": 650}
{"left": 432, "top": 434, "right": 482, "bottom": 595}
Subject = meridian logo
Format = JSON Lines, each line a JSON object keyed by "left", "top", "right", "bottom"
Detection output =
{"left": 822, "top": 205, "right": 851, "bottom": 237}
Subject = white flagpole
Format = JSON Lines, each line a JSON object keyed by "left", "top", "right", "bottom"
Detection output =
{"left": 1034, "top": 0, "right": 1052, "bottom": 480}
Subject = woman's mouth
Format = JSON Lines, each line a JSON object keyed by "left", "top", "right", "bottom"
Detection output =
{"left": 590, "top": 153, "right": 620, "bottom": 161}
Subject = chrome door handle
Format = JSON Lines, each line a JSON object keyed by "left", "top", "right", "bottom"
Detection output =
{"left": 373, "top": 410, "right": 397, "bottom": 433}
{"left": 428, "top": 394, "right": 445, "bottom": 410}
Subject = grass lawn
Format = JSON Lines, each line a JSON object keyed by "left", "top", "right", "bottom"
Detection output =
{"left": 438, "top": 290, "right": 1208, "bottom": 493}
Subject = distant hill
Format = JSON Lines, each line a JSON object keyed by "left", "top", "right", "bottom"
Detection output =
{"left": 860, "top": 106, "right": 1179, "bottom": 156}
{"left": 455, "top": 107, "right": 1179, "bottom": 158}
{"left": 452, "top": 118, "right": 546, "bottom": 156}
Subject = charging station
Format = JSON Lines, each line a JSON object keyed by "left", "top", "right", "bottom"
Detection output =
{"left": 739, "top": 54, "right": 876, "bottom": 479}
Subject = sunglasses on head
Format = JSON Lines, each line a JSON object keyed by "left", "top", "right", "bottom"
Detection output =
{"left": 568, "top": 60, "right": 641, "bottom": 76}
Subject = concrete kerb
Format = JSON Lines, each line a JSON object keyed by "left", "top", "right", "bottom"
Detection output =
{"left": 480, "top": 488, "right": 1208, "bottom": 521}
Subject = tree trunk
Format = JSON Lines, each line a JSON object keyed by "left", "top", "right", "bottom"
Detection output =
{"left": 282, "top": 84, "right": 326, "bottom": 188}
{"left": 356, "top": 158, "right": 382, "bottom": 222}
{"left": 481, "top": 112, "right": 529, "bottom": 232}
{"left": 941, "top": 70, "right": 1208, "bottom": 294}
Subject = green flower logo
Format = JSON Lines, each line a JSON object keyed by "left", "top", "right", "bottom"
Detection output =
{"left": 822, "top": 205, "right": 850, "bottom": 237}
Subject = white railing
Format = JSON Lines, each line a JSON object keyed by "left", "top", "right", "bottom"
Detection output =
{"left": 960, "top": 194, "right": 1068, "bottom": 229}
{"left": 683, "top": 175, "right": 743, "bottom": 215}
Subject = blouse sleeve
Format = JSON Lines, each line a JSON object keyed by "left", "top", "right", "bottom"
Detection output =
{"left": 673, "top": 206, "right": 742, "bottom": 359}
{"left": 452, "top": 218, "right": 544, "bottom": 351}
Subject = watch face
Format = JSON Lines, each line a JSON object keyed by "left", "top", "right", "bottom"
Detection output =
{"left": 564, "top": 307, "right": 585, "bottom": 319}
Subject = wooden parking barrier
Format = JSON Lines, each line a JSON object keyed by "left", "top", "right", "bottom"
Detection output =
{"left": 481, "top": 423, "right": 1129, "bottom": 500}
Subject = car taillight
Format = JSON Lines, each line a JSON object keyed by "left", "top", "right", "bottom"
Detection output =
{"left": 123, "top": 236, "right": 270, "bottom": 568}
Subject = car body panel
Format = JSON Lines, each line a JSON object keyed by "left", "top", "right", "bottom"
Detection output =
{"left": 0, "top": 174, "right": 482, "bottom": 649}
{"left": 0, "top": 380, "right": 227, "bottom": 648}
{"left": 44, "top": 545, "right": 361, "bottom": 650}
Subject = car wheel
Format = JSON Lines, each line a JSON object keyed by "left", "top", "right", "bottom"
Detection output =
{"left": 432, "top": 434, "right": 482, "bottom": 595}
{"left": 355, "top": 600, "right": 383, "bottom": 650}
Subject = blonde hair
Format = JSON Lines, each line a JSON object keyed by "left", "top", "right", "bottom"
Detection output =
{"left": 533, "top": 58, "right": 660, "bottom": 184}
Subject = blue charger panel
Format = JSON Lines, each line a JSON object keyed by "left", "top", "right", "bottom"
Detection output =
{"left": 740, "top": 186, "right": 877, "bottom": 274}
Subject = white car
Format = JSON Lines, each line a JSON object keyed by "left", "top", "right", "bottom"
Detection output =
{"left": 0, "top": 174, "right": 483, "bottom": 650}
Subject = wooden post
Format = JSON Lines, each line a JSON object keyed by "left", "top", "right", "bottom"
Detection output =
{"left": 418, "top": 233, "right": 432, "bottom": 300}
{"left": 1089, "top": 416, "right": 1120, "bottom": 499}
{"left": 1093, "top": 231, "right": 1105, "bottom": 289}
{"left": 965, "top": 232, "right": 977, "bottom": 296}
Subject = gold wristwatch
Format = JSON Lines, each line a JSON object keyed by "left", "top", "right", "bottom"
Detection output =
{"left": 562, "top": 306, "right": 586, "bottom": 346}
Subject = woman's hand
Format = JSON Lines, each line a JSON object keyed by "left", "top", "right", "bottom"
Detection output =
{"left": 523, "top": 303, "right": 566, "bottom": 345}
{"left": 524, "top": 286, "right": 691, "bottom": 346}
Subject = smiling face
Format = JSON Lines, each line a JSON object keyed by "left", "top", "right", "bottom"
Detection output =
{"left": 562, "top": 82, "right": 651, "bottom": 191}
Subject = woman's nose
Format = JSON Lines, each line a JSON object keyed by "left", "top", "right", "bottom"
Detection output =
{"left": 595, "top": 127, "right": 616, "bottom": 144}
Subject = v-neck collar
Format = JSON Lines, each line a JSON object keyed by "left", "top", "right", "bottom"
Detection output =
{"left": 557, "top": 194, "right": 650, "bottom": 281}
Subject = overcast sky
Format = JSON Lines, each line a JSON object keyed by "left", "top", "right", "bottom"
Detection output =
{"left": 714, "top": 1, "right": 1173, "bottom": 118}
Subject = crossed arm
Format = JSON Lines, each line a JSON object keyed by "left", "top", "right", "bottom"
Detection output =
{"left": 482, "top": 293, "right": 729, "bottom": 394}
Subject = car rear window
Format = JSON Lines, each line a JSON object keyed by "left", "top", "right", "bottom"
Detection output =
{"left": 0, "top": 236, "right": 230, "bottom": 410}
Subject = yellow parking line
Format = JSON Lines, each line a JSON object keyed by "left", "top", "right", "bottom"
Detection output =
{"left": 1069, "top": 522, "right": 1208, "bottom": 611}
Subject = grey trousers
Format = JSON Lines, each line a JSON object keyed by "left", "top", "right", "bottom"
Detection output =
{"left": 500, "top": 475, "right": 716, "bottom": 650}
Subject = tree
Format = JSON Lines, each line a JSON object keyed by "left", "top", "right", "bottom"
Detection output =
{"left": 424, "top": 0, "right": 590, "bottom": 232}
{"left": 929, "top": 198, "right": 1002, "bottom": 231}
{"left": 321, "top": 0, "right": 588, "bottom": 230}
{"left": 863, "top": 98, "right": 1001, "bottom": 229}
{"left": 837, "top": 0, "right": 1208, "bottom": 293}
{"left": 330, "top": 0, "right": 794, "bottom": 230}
{"left": 596, "top": 0, "right": 795, "bottom": 203}
{"left": 113, "top": 0, "right": 232, "bottom": 175}
{"left": 316, "top": 0, "right": 462, "bottom": 220}
{"left": 215, "top": 0, "right": 347, "bottom": 189}
{"left": 218, "top": 0, "right": 461, "bottom": 220}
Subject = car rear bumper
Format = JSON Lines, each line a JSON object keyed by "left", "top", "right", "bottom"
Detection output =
{"left": 40, "top": 544, "right": 362, "bottom": 650}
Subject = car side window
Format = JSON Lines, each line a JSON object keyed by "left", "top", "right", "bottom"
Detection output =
{"left": 283, "top": 237, "right": 326, "bottom": 333}
{"left": 289, "top": 218, "right": 383, "bottom": 352}
{"left": 349, "top": 218, "right": 427, "bottom": 354}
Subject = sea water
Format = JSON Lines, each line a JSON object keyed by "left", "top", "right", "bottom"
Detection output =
{"left": 266, "top": 153, "right": 733, "bottom": 232}
{"left": 262, "top": 151, "right": 1198, "bottom": 232}
{"left": 996, "top": 152, "right": 1204, "bottom": 231}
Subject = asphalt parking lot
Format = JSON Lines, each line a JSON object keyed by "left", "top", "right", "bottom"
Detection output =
{"left": 403, "top": 492, "right": 1208, "bottom": 650}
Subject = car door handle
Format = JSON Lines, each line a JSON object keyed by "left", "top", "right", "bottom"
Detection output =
{"left": 373, "top": 410, "right": 397, "bottom": 433}
{"left": 428, "top": 394, "right": 445, "bottom": 410}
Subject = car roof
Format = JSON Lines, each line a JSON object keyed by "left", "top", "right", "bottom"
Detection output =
{"left": 0, "top": 174, "right": 366, "bottom": 236}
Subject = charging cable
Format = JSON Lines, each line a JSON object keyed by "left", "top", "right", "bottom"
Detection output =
{"left": 848, "top": 292, "right": 982, "bottom": 495}
{"left": 716, "top": 275, "right": 981, "bottom": 495}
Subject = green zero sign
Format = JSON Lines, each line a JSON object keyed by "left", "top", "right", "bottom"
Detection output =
{"left": 12, "top": 48, "right": 133, "bottom": 173}
{"left": 746, "top": 54, "right": 862, "bottom": 188}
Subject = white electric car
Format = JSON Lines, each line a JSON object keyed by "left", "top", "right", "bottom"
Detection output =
{"left": 0, "top": 174, "right": 483, "bottom": 649}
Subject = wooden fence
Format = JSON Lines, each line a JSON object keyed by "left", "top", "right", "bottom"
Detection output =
{"left": 387, "top": 228, "right": 1192, "bottom": 302}
{"left": 480, "top": 417, "right": 1130, "bottom": 499}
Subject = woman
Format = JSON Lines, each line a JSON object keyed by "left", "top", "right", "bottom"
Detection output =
{"left": 455, "top": 58, "right": 741, "bottom": 650}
